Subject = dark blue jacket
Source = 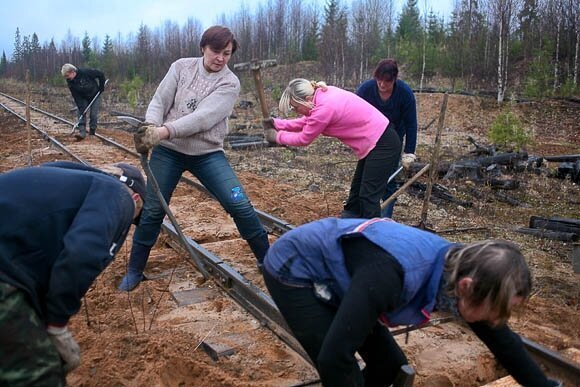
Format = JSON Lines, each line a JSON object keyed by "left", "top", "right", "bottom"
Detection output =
{"left": 264, "top": 217, "right": 452, "bottom": 326}
{"left": 356, "top": 79, "right": 417, "bottom": 154}
{"left": 66, "top": 68, "right": 105, "bottom": 105}
{"left": 0, "top": 162, "right": 134, "bottom": 325}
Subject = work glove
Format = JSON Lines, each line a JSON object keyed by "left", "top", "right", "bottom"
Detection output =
{"left": 264, "top": 129, "right": 278, "bottom": 145}
{"left": 47, "top": 325, "right": 81, "bottom": 373}
{"left": 401, "top": 153, "right": 417, "bottom": 169}
{"left": 134, "top": 124, "right": 161, "bottom": 154}
{"left": 262, "top": 117, "right": 276, "bottom": 130}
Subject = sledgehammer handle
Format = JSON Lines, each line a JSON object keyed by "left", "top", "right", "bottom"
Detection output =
{"left": 381, "top": 164, "right": 431, "bottom": 210}
{"left": 139, "top": 153, "right": 210, "bottom": 279}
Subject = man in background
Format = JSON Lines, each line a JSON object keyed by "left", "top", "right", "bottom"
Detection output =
{"left": 61, "top": 63, "right": 106, "bottom": 140}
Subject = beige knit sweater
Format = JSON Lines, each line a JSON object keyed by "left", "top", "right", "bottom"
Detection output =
{"left": 145, "top": 57, "right": 240, "bottom": 155}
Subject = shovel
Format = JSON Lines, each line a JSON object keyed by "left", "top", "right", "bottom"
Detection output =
{"left": 117, "top": 116, "right": 210, "bottom": 280}
{"left": 70, "top": 79, "right": 109, "bottom": 134}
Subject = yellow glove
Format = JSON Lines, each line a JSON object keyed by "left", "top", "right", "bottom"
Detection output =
{"left": 401, "top": 153, "right": 417, "bottom": 169}
{"left": 134, "top": 124, "right": 161, "bottom": 154}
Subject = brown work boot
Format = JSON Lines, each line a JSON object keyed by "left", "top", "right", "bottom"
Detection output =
{"left": 74, "top": 132, "right": 86, "bottom": 141}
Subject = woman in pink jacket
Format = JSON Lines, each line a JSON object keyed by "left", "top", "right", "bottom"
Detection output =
{"left": 264, "top": 78, "right": 401, "bottom": 218}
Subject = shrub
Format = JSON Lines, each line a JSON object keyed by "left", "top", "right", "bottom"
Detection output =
{"left": 488, "top": 109, "right": 532, "bottom": 151}
{"left": 119, "top": 76, "right": 144, "bottom": 110}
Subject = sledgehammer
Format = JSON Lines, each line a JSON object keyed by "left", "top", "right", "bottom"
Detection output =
{"left": 117, "top": 116, "right": 210, "bottom": 279}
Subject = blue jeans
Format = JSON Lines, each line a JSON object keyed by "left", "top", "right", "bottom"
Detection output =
{"left": 133, "top": 146, "right": 266, "bottom": 247}
{"left": 381, "top": 180, "right": 398, "bottom": 218}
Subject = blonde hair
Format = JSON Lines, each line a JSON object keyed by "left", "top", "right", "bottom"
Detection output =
{"left": 61, "top": 63, "right": 77, "bottom": 76}
{"left": 444, "top": 240, "right": 532, "bottom": 325}
{"left": 278, "top": 78, "right": 328, "bottom": 116}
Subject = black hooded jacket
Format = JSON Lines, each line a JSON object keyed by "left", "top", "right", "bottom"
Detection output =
{"left": 66, "top": 68, "right": 105, "bottom": 104}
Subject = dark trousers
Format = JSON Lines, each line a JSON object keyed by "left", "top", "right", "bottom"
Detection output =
{"left": 77, "top": 94, "right": 101, "bottom": 134}
{"left": 264, "top": 237, "right": 408, "bottom": 387}
{"left": 343, "top": 125, "right": 401, "bottom": 218}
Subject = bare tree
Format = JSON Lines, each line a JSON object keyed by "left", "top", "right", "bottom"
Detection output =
{"left": 488, "top": 0, "right": 521, "bottom": 102}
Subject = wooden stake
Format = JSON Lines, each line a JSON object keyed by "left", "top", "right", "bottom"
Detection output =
{"left": 25, "top": 70, "right": 32, "bottom": 165}
{"left": 419, "top": 93, "right": 448, "bottom": 226}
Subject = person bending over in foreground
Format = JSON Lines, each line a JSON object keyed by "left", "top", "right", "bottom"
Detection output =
{"left": 263, "top": 78, "right": 401, "bottom": 219}
{"left": 0, "top": 161, "right": 146, "bottom": 386}
{"left": 263, "top": 217, "right": 561, "bottom": 387}
{"left": 119, "top": 25, "right": 269, "bottom": 291}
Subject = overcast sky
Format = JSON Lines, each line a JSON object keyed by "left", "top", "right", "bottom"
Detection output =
{"left": 1, "top": 0, "right": 453, "bottom": 59}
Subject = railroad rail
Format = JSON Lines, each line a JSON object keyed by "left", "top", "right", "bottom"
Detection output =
{"left": 1, "top": 92, "right": 578, "bottom": 385}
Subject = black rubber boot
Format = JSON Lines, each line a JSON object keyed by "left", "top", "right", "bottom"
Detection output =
{"left": 247, "top": 232, "right": 270, "bottom": 270}
{"left": 118, "top": 242, "right": 152, "bottom": 291}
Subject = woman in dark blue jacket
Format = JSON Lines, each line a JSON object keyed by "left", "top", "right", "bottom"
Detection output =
{"left": 263, "top": 217, "right": 558, "bottom": 387}
{"left": 0, "top": 161, "right": 146, "bottom": 386}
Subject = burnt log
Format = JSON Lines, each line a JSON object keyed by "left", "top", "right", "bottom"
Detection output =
{"left": 542, "top": 154, "right": 580, "bottom": 162}
{"left": 409, "top": 182, "right": 473, "bottom": 207}
{"left": 487, "top": 178, "right": 520, "bottom": 190}
{"left": 408, "top": 162, "right": 450, "bottom": 178}
{"left": 493, "top": 191, "right": 530, "bottom": 207}
{"left": 466, "top": 136, "right": 495, "bottom": 156}
{"left": 556, "top": 161, "right": 580, "bottom": 183}
{"left": 529, "top": 216, "right": 580, "bottom": 235}
{"left": 515, "top": 227, "right": 578, "bottom": 242}
{"left": 443, "top": 160, "right": 483, "bottom": 181}
{"left": 475, "top": 152, "right": 528, "bottom": 167}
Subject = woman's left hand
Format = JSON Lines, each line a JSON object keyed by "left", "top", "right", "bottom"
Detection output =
{"left": 265, "top": 129, "right": 278, "bottom": 144}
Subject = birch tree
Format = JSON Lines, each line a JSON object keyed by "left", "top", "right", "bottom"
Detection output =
{"left": 488, "top": 0, "right": 521, "bottom": 103}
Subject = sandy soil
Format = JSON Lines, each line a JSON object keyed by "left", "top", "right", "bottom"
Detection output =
{"left": 0, "top": 80, "right": 578, "bottom": 386}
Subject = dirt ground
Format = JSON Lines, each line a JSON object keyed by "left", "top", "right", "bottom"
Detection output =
{"left": 0, "top": 80, "right": 579, "bottom": 386}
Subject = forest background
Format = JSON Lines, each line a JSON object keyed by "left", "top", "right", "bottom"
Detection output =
{"left": 0, "top": 0, "right": 578, "bottom": 104}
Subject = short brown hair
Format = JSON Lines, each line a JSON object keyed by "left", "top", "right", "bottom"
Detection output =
{"left": 373, "top": 59, "right": 399, "bottom": 82}
{"left": 200, "top": 25, "right": 238, "bottom": 54}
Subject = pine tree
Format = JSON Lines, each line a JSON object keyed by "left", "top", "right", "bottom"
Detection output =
{"left": 13, "top": 27, "right": 22, "bottom": 63}
{"left": 82, "top": 32, "right": 92, "bottom": 64}
{"left": 0, "top": 51, "right": 7, "bottom": 76}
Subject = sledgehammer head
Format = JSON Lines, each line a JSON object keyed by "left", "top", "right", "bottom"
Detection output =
{"left": 117, "top": 116, "right": 144, "bottom": 128}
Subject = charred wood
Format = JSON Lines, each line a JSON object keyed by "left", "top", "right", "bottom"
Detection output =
{"left": 409, "top": 182, "right": 473, "bottom": 207}
{"left": 493, "top": 191, "right": 530, "bottom": 207}
{"left": 515, "top": 227, "right": 578, "bottom": 242}
{"left": 443, "top": 160, "right": 483, "bottom": 181}
{"left": 542, "top": 154, "right": 580, "bottom": 162}
{"left": 556, "top": 161, "right": 580, "bottom": 183}
{"left": 475, "top": 152, "right": 528, "bottom": 167}
{"left": 421, "top": 117, "right": 436, "bottom": 131}
{"left": 466, "top": 136, "right": 495, "bottom": 156}
{"left": 487, "top": 178, "right": 520, "bottom": 190}
{"left": 529, "top": 216, "right": 580, "bottom": 235}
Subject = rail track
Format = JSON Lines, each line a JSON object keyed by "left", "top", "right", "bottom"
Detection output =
{"left": 1, "top": 91, "right": 578, "bottom": 386}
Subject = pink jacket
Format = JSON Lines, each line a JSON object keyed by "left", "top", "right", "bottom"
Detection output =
{"left": 273, "top": 86, "right": 389, "bottom": 159}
